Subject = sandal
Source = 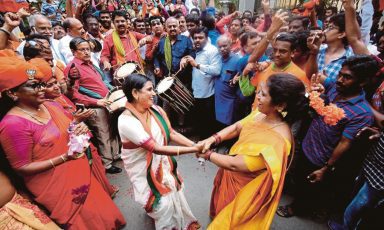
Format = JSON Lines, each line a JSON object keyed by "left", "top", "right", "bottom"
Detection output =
{"left": 111, "top": 185, "right": 119, "bottom": 199}
{"left": 276, "top": 205, "right": 295, "bottom": 218}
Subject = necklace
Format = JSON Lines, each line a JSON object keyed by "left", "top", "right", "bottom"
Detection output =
{"left": 16, "top": 106, "right": 49, "bottom": 124}
{"left": 255, "top": 115, "right": 285, "bottom": 131}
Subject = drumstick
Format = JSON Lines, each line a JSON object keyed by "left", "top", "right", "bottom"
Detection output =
{"left": 111, "top": 47, "right": 142, "bottom": 68}
{"left": 172, "top": 68, "right": 183, "bottom": 78}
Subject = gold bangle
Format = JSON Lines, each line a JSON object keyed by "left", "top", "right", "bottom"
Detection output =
{"left": 49, "top": 159, "right": 55, "bottom": 168}
{"left": 60, "top": 155, "right": 66, "bottom": 163}
{"left": 177, "top": 147, "right": 180, "bottom": 157}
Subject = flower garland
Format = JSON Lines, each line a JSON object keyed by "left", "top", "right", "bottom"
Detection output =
{"left": 309, "top": 91, "right": 346, "bottom": 126}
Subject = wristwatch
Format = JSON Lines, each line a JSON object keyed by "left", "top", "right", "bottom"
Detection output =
{"left": 324, "top": 161, "right": 336, "bottom": 172}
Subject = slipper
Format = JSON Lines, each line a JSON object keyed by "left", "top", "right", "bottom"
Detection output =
{"left": 276, "top": 205, "right": 295, "bottom": 218}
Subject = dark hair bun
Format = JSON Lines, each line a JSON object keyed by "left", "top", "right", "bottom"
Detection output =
{"left": 267, "top": 73, "right": 309, "bottom": 124}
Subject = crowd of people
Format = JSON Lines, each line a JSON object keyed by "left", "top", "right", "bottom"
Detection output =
{"left": 0, "top": 0, "right": 383, "bottom": 229}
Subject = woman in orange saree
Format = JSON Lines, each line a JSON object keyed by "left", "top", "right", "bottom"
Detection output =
{"left": 197, "top": 74, "right": 309, "bottom": 229}
{"left": 0, "top": 56, "right": 125, "bottom": 229}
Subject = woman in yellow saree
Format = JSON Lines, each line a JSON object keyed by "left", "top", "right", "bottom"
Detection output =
{"left": 197, "top": 73, "right": 309, "bottom": 229}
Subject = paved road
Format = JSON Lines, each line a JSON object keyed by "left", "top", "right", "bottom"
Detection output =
{"left": 108, "top": 154, "right": 328, "bottom": 230}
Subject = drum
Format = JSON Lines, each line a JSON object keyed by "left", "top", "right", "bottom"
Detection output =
{"left": 106, "top": 89, "right": 127, "bottom": 113}
{"left": 113, "top": 62, "right": 139, "bottom": 86}
{"left": 156, "top": 77, "right": 194, "bottom": 114}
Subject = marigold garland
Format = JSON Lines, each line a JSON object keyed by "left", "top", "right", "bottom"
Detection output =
{"left": 309, "top": 91, "right": 346, "bottom": 126}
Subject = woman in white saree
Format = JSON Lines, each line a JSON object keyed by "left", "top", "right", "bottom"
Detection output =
{"left": 118, "top": 73, "right": 202, "bottom": 230}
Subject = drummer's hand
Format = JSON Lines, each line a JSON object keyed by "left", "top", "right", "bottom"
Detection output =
{"left": 180, "top": 57, "right": 189, "bottom": 69}
{"left": 73, "top": 122, "right": 90, "bottom": 136}
{"left": 186, "top": 57, "right": 198, "bottom": 68}
{"left": 103, "top": 61, "right": 112, "bottom": 71}
{"left": 97, "top": 99, "right": 111, "bottom": 107}
{"left": 154, "top": 67, "right": 161, "bottom": 76}
{"left": 73, "top": 109, "right": 95, "bottom": 123}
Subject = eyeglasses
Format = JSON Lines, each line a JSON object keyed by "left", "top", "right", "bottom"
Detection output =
{"left": 25, "top": 82, "right": 47, "bottom": 91}
{"left": 324, "top": 25, "right": 338, "bottom": 31}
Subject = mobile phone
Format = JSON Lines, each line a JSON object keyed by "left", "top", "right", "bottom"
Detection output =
{"left": 75, "top": 103, "right": 85, "bottom": 111}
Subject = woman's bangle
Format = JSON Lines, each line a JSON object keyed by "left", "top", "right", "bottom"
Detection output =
{"left": 49, "top": 159, "right": 55, "bottom": 168}
{"left": 204, "top": 151, "right": 213, "bottom": 161}
{"left": 212, "top": 133, "right": 221, "bottom": 145}
{"left": 177, "top": 146, "right": 180, "bottom": 157}
{"left": 60, "top": 155, "right": 67, "bottom": 163}
{"left": 0, "top": 27, "right": 11, "bottom": 36}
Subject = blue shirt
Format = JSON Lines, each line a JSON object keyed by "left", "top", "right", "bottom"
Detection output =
{"left": 208, "top": 29, "right": 221, "bottom": 46}
{"left": 302, "top": 82, "right": 374, "bottom": 166}
{"left": 41, "top": 2, "right": 62, "bottom": 23}
{"left": 154, "top": 35, "right": 195, "bottom": 76}
{"left": 317, "top": 44, "right": 354, "bottom": 86}
{"left": 215, "top": 53, "right": 240, "bottom": 125}
{"left": 236, "top": 53, "right": 269, "bottom": 74}
{"left": 192, "top": 43, "right": 222, "bottom": 98}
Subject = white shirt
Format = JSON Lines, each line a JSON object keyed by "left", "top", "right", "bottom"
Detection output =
{"left": 192, "top": 42, "right": 222, "bottom": 98}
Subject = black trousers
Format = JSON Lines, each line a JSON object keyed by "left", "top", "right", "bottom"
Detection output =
{"left": 290, "top": 152, "right": 332, "bottom": 214}
{"left": 193, "top": 95, "right": 217, "bottom": 139}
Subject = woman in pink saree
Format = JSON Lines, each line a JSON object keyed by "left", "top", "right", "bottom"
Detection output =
{"left": 0, "top": 56, "right": 126, "bottom": 229}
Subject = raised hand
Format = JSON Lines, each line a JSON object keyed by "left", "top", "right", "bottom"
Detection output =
{"left": 310, "top": 73, "right": 325, "bottom": 94}
{"left": 266, "top": 10, "right": 289, "bottom": 39}
{"left": 342, "top": 0, "right": 355, "bottom": 10}
{"left": 307, "top": 30, "right": 323, "bottom": 55}
{"left": 3, "top": 12, "right": 21, "bottom": 31}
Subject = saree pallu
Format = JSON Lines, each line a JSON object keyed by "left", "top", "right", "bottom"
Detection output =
{"left": 0, "top": 192, "right": 59, "bottom": 230}
{"left": 53, "top": 97, "right": 117, "bottom": 197}
{"left": 1, "top": 102, "right": 125, "bottom": 229}
{"left": 208, "top": 111, "right": 291, "bottom": 230}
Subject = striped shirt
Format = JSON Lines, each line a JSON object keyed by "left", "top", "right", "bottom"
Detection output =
{"left": 303, "top": 83, "right": 374, "bottom": 166}
{"left": 363, "top": 133, "right": 384, "bottom": 191}
{"left": 317, "top": 44, "right": 354, "bottom": 86}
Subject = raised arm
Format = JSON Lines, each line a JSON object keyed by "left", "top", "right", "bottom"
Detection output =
{"left": 305, "top": 29, "right": 323, "bottom": 80}
{"left": 343, "top": 0, "right": 370, "bottom": 55}
{"left": 0, "top": 12, "right": 21, "bottom": 50}
{"left": 248, "top": 10, "right": 288, "bottom": 64}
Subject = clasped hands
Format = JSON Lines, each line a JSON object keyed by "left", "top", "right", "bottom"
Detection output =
{"left": 193, "top": 136, "right": 217, "bottom": 160}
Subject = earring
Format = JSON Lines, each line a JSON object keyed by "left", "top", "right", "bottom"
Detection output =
{"left": 278, "top": 109, "right": 287, "bottom": 118}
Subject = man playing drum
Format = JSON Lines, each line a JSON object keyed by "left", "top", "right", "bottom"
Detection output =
{"left": 65, "top": 37, "right": 122, "bottom": 174}
{"left": 154, "top": 17, "right": 194, "bottom": 88}
{"left": 153, "top": 17, "right": 195, "bottom": 133}
{"left": 101, "top": 10, "right": 149, "bottom": 75}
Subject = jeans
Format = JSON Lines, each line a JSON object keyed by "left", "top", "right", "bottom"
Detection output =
{"left": 343, "top": 180, "right": 384, "bottom": 229}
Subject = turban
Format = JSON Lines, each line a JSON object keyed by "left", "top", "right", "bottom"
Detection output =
{"left": 0, "top": 57, "right": 52, "bottom": 92}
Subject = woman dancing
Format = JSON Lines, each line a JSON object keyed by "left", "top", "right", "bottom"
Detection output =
{"left": 118, "top": 73, "right": 202, "bottom": 230}
{"left": 197, "top": 73, "right": 309, "bottom": 229}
